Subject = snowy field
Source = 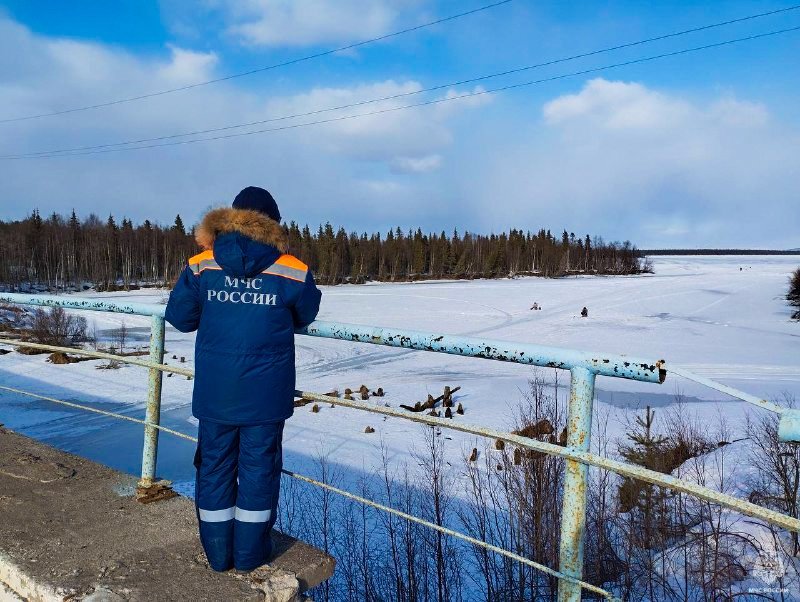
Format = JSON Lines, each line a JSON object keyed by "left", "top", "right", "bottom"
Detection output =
{"left": 0, "top": 255, "right": 798, "bottom": 495}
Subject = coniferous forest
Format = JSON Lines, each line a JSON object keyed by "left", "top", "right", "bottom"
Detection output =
{"left": 0, "top": 210, "right": 648, "bottom": 290}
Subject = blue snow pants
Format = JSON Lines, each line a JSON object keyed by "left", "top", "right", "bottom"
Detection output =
{"left": 194, "top": 420, "right": 284, "bottom": 572}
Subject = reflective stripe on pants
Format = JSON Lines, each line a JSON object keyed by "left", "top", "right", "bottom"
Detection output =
{"left": 197, "top": 507, "right": 272, "bottom": 523}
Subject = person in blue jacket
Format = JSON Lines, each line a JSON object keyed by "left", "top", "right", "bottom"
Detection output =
{"left": 165, "top": 186, "right": 321, "bottom": 572}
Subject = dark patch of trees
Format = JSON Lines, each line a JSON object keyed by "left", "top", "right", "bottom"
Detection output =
{"left": 0, "top": 210, "right": 193, "bottom": 291}
{"left": 0, "top": 210, "right": 647, "bottom": 290}
{"left": 789, "top": 268, "right": 800, "bottom": 320}
{"left": 287, "top": 223, "right": 647, "bottom": 285}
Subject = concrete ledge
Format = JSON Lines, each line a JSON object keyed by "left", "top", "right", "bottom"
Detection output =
{"left": 0, "top": 426, "right": 334, "bottom": 601}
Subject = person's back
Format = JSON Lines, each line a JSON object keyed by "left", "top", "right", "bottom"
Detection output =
{"left": 165, "top": 187, "right": 321, "bottom": 572}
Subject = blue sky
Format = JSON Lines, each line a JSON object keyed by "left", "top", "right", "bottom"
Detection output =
{"left": 0, "top": 0, "right": 798, "bottom": 247}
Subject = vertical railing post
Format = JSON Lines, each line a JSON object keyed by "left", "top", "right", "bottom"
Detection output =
{"left": 557, "top": 366, "right": 596, "bottom": 601}
{"left": 139, "top": 314, "right": 165, "bottom": 488}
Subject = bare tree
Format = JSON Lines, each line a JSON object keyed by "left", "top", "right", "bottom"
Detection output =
{"left": 28, "top": 306, "right": 87, "bottom": 347}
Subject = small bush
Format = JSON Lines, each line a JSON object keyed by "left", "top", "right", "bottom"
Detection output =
{"left": 110, "top": 321, "right": 128, "bottom": 353}
{"left": 0, "top": 303, "right": 28, "bottom": 332}
{"left": 28, "top": 306, "right": 88, "bottom": 347}
{"left": 47, "top": 351, "right": 77, "bottom": 364}
{"left": 788, "top": 268, "right": 800, "bottom": 320}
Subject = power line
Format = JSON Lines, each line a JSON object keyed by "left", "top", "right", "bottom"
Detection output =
{"left": 7, "top": 5, "right": 800, "bottom": 159}
{"left": 4, "top": 25, "right": 799, "bottom": 160}
{"left": 9, "top": 26, "right": 800, "bottom": 159}
{"left": 0, "top": 0, "right": 514, "bottom": 124}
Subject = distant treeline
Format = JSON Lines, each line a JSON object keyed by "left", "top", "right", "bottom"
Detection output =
{"left": 0, "top": 211, "right": 195, "bottom": 291}
{"left": 640, "top": 249, "right": 800, "bottom": 256}
{"left": 0, "top": 210, "right": 647, "bottom": 290}
{"left": 287, "top": 222, "right": 647, "bottom": 284}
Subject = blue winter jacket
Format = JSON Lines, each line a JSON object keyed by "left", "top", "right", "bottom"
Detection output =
{"left": 165, "top": 208, "right": 321, "bottom": 425}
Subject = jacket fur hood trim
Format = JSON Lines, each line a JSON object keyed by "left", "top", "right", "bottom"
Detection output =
{"left": 195, "top": 207, "right": 288, "bottom": 253}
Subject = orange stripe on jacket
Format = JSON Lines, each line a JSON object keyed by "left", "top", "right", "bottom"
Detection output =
{"left": 274, "top": 254, "right": 309, "bottom": 271}
{"left": 188, "top": 250, "right": 221, "bottom": 275}
{"left": 188, "top": 252, "right": 308, "bottom": 281}
{"left": 262, "top": 254, "right": 308, "bottom": 282}
{"left": 189, "top": 250, "right": 214, "bottom": 265}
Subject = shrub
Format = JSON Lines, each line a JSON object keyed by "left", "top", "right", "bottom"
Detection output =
{"left": 0, "top": 303, "right": 28, "bottom": 332}
{"left": 29, "top": 306, "right": 88, "bottom": 347}
{"left": 788, "top": 268, "right": 800, "bottom": 319}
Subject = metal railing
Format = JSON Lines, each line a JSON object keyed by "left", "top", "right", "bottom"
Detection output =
{"left": 1, "top": 291, "right": 798, "bottom": 602}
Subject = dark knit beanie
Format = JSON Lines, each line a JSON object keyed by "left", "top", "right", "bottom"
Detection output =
{"left": 232, "top": 186, "right": 281, "bottom": 223}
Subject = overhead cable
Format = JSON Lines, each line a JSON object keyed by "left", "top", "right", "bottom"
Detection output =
{"left": 0, "top": 0, "right": 514, "bottom": 124}
{"left": 6, "top": 6, "right": 800, "bottom": 159}
{"left": 4, "top": 26, "right": 798, "bottom": 160}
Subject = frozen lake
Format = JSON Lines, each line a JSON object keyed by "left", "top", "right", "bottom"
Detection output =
{"left": 1, "top": 255, "right": 798, "bottom": 494}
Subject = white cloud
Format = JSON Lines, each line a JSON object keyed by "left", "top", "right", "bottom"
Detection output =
{"left": 543, "top": 78, "right": 692, "bottom": 131}
{"left": 390, "top": 154, "right": 441, "bottom": 174}
{"left": 476, "top": 78, "right": 800, "bottom": 247}
{"left": 157, "top": 45, "right": 219, "bottom": 84}
{"left": 360, "top": 178, "right": 404, "bottom": 194}
{"left": 260, "top": 80, "right": 477, "bottom": 164}
{"left": 434, "top": 85, "right": 493, "bottom": 117}
{"left": 0, "top": 18, "right": 219, "bottom": 124}
{"left": 211, "top": 0, "right": 423, "bottom": 47}
{"left": 0, "top": 16, "right": 479, "bottom": 230}
{"left": 708, "top": 98, "right": 769, "bottom": 128}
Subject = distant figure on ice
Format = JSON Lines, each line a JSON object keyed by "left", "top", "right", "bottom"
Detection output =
{"left": 530, "top": 301, "right": 541, "bottom": 311}
{"left": 581, "top": 306, "right": 588, "bottom": 318}
{"left": 165, "top": 186, "right": 321, "bottom": 573}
